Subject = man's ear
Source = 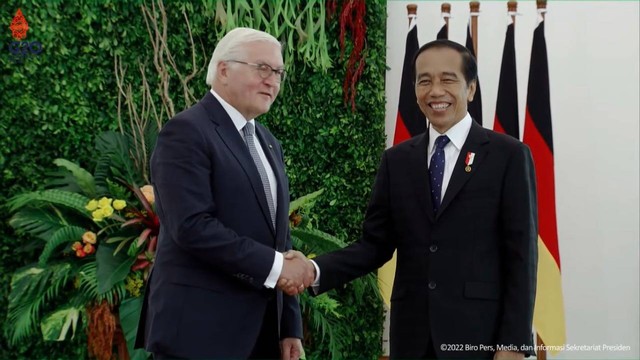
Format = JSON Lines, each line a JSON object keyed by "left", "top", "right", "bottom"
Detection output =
{"left": 467, "top": 80, "right": 477, "bottom": 102}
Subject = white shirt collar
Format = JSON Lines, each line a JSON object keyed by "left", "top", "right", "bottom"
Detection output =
{"left": 428, "top": 113, "right": 473, "bottom": 153}
{"left": 210, "top": 88, "right": 254, "bottom": 131}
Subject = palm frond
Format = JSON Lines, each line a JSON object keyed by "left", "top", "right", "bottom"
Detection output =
{"left": 75, "top": 262, "right": 127, "bottom": 305}
{"left": 45, "top": 159, "right": 96, "bottom": 197}
{"left": 38, "top": 226, "right": 87, "bottom": 266}
{"left": 9, "top": 207, "right": 67, "bottom": 240}
{"left": 95, "top": 131, "right": 143, "bottom": 187}
{"left": 5, "top": 262, "right": 76, "bottom": 345}
{"left": 7, "top": 189, "right": 91, "bottom": 216}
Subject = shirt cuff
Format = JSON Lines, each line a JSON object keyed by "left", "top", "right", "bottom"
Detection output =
{"left": 310, "top": 259, "right": 321, "bottom": 293}
{"left": 263, "top": 251, "right": 283, "bottom": 288}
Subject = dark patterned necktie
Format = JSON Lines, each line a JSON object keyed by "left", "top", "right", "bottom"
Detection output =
{"left": 429, "top": 135, "right": 450, "bottom": 213}
{"left": 243, "top": 122, "right": 276, "bottom": 228}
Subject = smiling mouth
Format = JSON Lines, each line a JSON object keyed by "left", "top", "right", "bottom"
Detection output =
{"left": 429, "top": 103, "right": 451, "bottom": 111}
{"left": 259, "top": 92, "right": 272, "bottom": 100}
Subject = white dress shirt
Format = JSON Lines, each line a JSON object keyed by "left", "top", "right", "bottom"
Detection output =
{"left": 210, "top": 89, "right": 283, "bottom": 288}
{"left": 428, "top": 113, "right": 473, "bottom": 201}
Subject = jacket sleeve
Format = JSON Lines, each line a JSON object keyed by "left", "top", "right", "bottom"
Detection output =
{"left": 496, "top": 143, "right": 538, "bottom": 355}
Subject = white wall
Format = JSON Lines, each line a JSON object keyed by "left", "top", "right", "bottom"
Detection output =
{"left": 385, "top": 1, "right": 639, "bottom": 359}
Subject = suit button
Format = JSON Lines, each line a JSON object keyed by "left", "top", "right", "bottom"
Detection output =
{"left": 428, "top": 281, "right": 437, "bottom": 290}
{"left": 429, "top": 245, "right": 438, "bottom": 253}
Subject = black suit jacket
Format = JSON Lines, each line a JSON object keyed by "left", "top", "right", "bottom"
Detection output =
{"left": 135, "top": 92, "right": 302, "bottom": 358}
{"left": 314, "top": 121, "right": 538, "bottom": 359}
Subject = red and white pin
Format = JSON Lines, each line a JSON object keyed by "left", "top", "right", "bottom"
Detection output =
{"left": 465, "top": 152, "right": 475, "bottom": 172}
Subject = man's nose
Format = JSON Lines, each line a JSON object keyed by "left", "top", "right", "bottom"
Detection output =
{"left": 429, "top": 81, "right": 446, "bottom": 96}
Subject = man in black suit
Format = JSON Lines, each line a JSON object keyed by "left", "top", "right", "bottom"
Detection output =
{"left": 136, "top": 27, "right": 313, "bottom": 359}
{"left": 286, "top": 39, "right": 538, "bottom": 359}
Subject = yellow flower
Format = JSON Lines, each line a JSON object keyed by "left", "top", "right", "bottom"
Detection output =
{"left": 101, "top": 206, "right": 114, "bottom": 217}
{"left": 71, "top": 241, "right": 83, "bottom": 251}
{"left": 140, "top": 185, "right": 155, "bottom": 205}
{"left": 85, "top": 199, "right": 98, "bottom": 211}
{"left": 125, "top": 275, "right": 144, "bottom": 297}
{"left": 98, "top": 197, "right": 112, "bottom": 209}
{"left": 113, "top": 199, "right": 127, "bottom": 210}
{"left": 82, "top": 231, "right": 97, "bottom": 244}
{"left": 91, "top": 209, "right": 104, "bottom": 222}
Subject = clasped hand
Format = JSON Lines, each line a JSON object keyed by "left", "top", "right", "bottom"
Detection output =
{"left": 277, "top": 250, "right": 315, "bottom": 296}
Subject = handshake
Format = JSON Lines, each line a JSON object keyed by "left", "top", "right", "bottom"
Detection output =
{"left": 277, "top": 250, "right": 316, "bottom": 296}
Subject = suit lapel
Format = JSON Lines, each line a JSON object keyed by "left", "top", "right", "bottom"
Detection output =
{"left": 408, "top": 133, "right": 436, "bottom": 223}
{"left": 437, "top": 121, "right": 490, "bottom": 218}
{"left": 202, "top": 93, "right": 276, "bottom": 235}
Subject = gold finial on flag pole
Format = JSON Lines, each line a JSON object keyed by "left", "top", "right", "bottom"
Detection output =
{"left": 508, "top": 1, "right": 518, "bottom": 25}
{"left": 537, "top": 0, "right": 547, "bottom": 21}
{"left": 441, "top": 3, "right": 451, "bottom": 34}
{"left": 407, "top": 4, "right": 417, "bottom": 26}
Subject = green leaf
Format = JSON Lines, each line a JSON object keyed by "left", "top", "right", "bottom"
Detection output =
{"left": 38, "top": 226, "right": 87, "bottom": 266}
{"left": 96, "top": 244, "right": 135, "bottom": 294}
{"left": 289, "top": 188, "right": 324, "bottom": 215}
{"left": 40, "top": 306, "right": 81, "bottom": 341}
{"left": 119, "top": 297, "right": 150, "bottom": 360}
{"left": 51, "top": 158, "right": 97, "bottom": 197}
{"left": 9, "top": 207, "right": 67, "bottom": 240}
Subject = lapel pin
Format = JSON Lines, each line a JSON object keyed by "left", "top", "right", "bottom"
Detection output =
{"left": 268, "top": 144, "right": 273, "bottom": 149}
{"left": 465, "top": 152, "right": 475, "bottom": 173}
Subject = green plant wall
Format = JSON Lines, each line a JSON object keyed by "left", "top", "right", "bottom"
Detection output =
{"left": 0, "top": 1, "right": 386, "bottom": 359}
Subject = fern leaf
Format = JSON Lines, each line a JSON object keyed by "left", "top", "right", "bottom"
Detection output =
{"left": 38, "top": 226, "right": 87, "bottom": 266}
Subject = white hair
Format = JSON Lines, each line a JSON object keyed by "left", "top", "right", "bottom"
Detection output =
{"left": 205, "top": 27, "right": 281, "bottom": 86}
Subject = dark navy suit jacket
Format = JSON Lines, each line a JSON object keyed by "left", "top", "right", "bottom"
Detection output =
{"left": 135, "top": 92, "right": 302, "bottom": 358}
{"left": 314, "top": 121, "right": 538, "bottom": 359}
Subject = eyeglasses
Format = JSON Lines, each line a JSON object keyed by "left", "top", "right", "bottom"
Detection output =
{"left": 226, "top": 60, "right": 286, "bottom": 82}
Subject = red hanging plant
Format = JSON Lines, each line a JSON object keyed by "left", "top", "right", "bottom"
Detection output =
{"left": 337, "top": 0, "right": 367, "bottom": 111}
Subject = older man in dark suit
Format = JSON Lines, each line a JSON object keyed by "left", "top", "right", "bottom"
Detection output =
{"left": 287, "top": 39, "right": 538, "bottom": 360}
{"left": 136, "top": 27, "right": 313, "bottom": 359}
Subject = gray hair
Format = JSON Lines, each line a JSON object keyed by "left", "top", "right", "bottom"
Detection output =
{"left": 205, "top": 27, "right": 281, "bottom": 86}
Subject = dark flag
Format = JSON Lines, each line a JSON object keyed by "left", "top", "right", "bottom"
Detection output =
{"left": 523, "top": 19, "right": 566, "bottom": 350}
{"left": 493, "top": 22, "right": 519, "bottom": 138}
{"left": 393, "top": 17, "right": 424, "bottom": 144}
{"left": 436, "top": 22, "right": 447, "bottom": 40}
{"left": 465, "top": 22, "right": 483, "bottom": 125}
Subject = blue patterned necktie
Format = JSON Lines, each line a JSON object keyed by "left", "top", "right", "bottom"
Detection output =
{"left": 429, "top": 135, "right": 450, "bottom": 213}
{"left": 243, "top": 122, "right": 276, "bottom": 229}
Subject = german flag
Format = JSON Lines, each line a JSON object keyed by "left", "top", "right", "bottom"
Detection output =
{"left": 392, "top": 15, "right": 424, "bottom": 144}
{"left": 494, "top": 22, "right": 519, "bottom": 138}
{"left": 523, "top": 19, "right": 566, "bottom": 353}
{"left": 465, "top": 21, "right": 482, "bottom": 125}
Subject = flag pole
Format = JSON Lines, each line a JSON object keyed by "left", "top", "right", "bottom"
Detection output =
{"left": 470, "top": 1, "right": 480, "bottom": 57}
{"left": 533, "top": 3, "right": 550, "bottom": 360}
{"left": 407, "top": 3, "right": 417, "bottom": 25}
{"left": 442, "top": 3, "right": 451, "bottom": 33}
{"left": 508, "top": 1, "right": 518, "bottom": 25}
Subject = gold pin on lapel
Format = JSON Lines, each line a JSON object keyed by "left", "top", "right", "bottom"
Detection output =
{"left": 465, "top": 152, "right": 475, "bottom": 173}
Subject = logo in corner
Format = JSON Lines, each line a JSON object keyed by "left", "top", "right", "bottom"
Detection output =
{"left": 7, "top": 8, "right": 43, "bottom": 63}
{"left": 10, "top": 8, "right": 29, "bottom": 40}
